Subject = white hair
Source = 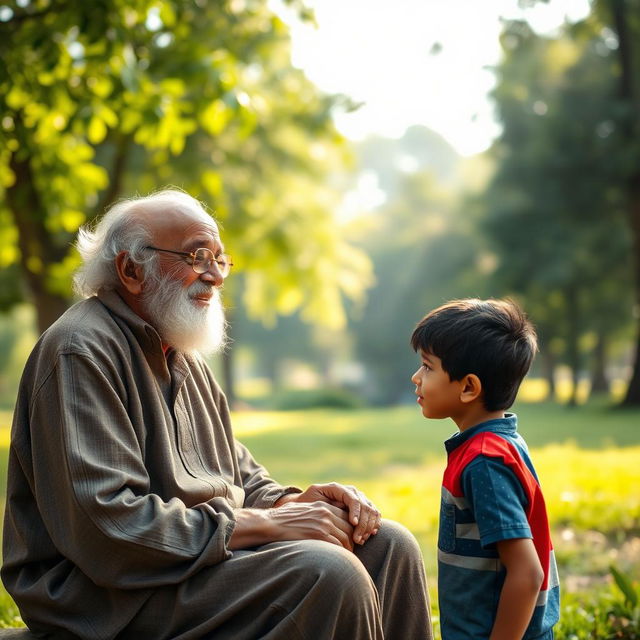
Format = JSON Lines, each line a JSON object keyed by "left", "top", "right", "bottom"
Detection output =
{"left": 73, "top": 189, "right": 212, "bottom": 298}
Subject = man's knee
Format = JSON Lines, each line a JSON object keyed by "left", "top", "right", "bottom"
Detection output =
{"left": 286, "top": 539, "right": 377, "bottom": 606}
{"left": 355, "top": 518, "right": 426, "bottom": 582}
{"left": 371, "top": 519, "right": 422, "bottom": 556}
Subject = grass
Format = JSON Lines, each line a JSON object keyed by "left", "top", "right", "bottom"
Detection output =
{"left": 231, "top": 400, "right": 640, "bottom": 579}
{"left": 1, "top": 399, "right": 639, "bottom": 632}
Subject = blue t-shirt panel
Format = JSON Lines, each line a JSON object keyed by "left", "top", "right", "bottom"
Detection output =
{"left": 462, "top": 456, "right": 532, "bottom": 547}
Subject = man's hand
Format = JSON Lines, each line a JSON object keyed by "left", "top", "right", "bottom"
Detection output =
{"left": 229, "top": 501, "right": 355, "bottom": 551}
{"left": 277, "top": 483, "right": 382, "bottom": 545}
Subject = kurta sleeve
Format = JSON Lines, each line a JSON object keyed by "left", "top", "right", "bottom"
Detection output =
{"left": 201, "top": 368, "right": 301, "bottom": 509}
{"left": 30, "top": 350, "right": 236, "bottom": 590}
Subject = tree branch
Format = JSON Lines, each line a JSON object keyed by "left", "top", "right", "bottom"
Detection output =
{"left": 89, "top": 135, "right": 132, "bottom": 223}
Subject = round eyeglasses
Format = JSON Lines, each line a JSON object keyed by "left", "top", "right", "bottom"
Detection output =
{"left": 145, "top": 246, "right": 234, "bottom": 278}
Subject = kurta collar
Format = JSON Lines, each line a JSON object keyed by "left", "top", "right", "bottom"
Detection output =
{"left": 444, "top": 413, "right": 518, "bottom": 454}
{"left": 97, "top": 288, "right": 163, "bottom": 355}
{"left": 96, "top": 289, "right": 195, "bottom": 398}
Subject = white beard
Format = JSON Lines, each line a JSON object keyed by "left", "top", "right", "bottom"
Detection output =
{"left": 141, "top": 270, "right": 227, "bottom": 356}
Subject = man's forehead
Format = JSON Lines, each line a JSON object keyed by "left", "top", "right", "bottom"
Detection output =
{"left": 181, "top": 217, "right": 219, "bottom": 238}
{"left": 140, "top": 204, "right": 219, "bottom": 237}
{"left": 182, "top": 223, "right": 221, "bottom": 249}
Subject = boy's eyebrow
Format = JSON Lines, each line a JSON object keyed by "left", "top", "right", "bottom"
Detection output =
{"left": 420, "top": 350, "right": 434, "bottom": 363}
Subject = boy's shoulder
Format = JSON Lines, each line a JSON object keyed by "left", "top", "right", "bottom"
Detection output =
{"left": 446, "top": 430, "right": 520, "bottom": 474}
{"left": 445, "top": 429, "right": 538, "bottom": 498}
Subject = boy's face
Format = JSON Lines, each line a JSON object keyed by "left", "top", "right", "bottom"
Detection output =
{"left": 411, "top": 350, "right": 463, "bottom": 420}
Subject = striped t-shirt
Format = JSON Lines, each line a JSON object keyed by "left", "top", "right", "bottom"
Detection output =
{"left": 438, "top": 414, "right": 560, "bottom": 639}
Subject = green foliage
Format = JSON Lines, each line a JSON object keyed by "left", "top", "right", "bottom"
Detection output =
{"left": 0, "top": 0, "right": 371, "bottom": 333}
{"left": 611, "top": 565, "right": 639, "bottom": 610}
{"left": 555, "top": 567, "right": 640, "bottom": 639}
{"left": 485, "top": 18, "right": 634, "bottom": 403}
{"left": 247, "top": 387, "right": 363, "bottom": 411}
{"left": 0, "top": 306, "right": 37, "bottom": 409}
{"left": 0, "top": 588, "right": 23, "bottom": 629}
{"left": 607, "top": 566, "right": 640, "bottom": 639}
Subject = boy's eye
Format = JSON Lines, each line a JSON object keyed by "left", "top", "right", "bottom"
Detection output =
{"left": 421, "top": 363, "right": 431, "bottom": 371}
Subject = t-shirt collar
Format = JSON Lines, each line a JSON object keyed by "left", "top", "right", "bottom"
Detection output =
{"left": 444, "top": 413, "right": 518, "bottom": 454}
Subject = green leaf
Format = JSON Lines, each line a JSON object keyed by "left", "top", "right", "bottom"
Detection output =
{"left": 87, "top": 116, "right": 107, "bottom": 144}
{"left": 610, "top": 565, "right": 639, "bottom": 608}
{"left": 201, "top": 99, "right": 230, "bottom": 135}
{"left": 159, "top": 3, "right": 177, "bottom": 28}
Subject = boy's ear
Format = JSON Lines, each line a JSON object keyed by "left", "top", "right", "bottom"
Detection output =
{"left": 459, "top": 374, "right": 482, "bottom": 404}
{"left": 115, "top": 251, "right": 145, "bottom": 295}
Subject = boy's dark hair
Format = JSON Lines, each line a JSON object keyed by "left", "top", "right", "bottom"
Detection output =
{"left": 411, "top": 298, "right": 538, "bottom": 411}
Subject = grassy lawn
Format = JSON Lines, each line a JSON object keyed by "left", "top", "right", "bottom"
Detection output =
{"left": 230, "top": 401, "right": 640, "bottom": 576}
{"left": 1, "top": 400, "right": 639, "bottom": 633}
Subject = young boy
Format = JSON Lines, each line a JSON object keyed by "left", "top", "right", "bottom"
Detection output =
{"left": 411, "top": 298, "right": 559, "bottom": 640}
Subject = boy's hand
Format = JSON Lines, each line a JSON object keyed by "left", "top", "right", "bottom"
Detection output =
{"left": 489, "top": 538, "right": 544, "bottom": 640}
{"left": 276, "top": 483, "right": 382, "bottom": 546}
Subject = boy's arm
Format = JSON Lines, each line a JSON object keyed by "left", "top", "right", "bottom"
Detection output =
{"left": 489, "top": 538, "right": 544, "bottom": 640}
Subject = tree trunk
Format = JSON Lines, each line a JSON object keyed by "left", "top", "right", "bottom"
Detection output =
{"left": 90, "top": 135, "right": 132, "bottom": 223}
{"left": 222, "top": 349, "right": 236, "bottom": 408}
{"left": 6, "top": 150, "right": 71, "bottom": 334}
{"left": 565, "top": 286, "right": 580, "bottom": 407}
{"left": 623, "top": 325, "right": 640, "bottom": 404}
{"left": 263, "top": 356, "right": 281, "bottom": 393}
{"left": 221, "top": 313, "right": 236, "bottom": 408}
{"left": 541, "top": 349, "right": 556, "bottom": 400}
{"left": 610, "top": 0, "right": 640, "bottom": 405}
{"left": 622, "top": 178, "right": 640, "bottom": 405}
{"left": 590, "top": 331, "right": 610, "bottom": 395}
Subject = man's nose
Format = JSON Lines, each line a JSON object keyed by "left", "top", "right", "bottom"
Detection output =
{"left": 199, "top": 266, "right": 224, "bottom": 287}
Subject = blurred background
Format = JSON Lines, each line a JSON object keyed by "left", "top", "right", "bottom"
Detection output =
{"left": 1, "top": 0, "right": 640, "bottom": 636}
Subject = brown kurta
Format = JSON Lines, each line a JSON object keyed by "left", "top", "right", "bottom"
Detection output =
{"left": 1, "top": 291, "right": 300, "bottom": 637}
{"left": 2, "top": 290, "right": 432, "bottom": 640}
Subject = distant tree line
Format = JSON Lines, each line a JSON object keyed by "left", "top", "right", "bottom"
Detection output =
{"left": 1, "top": 0, "right": 640, "bottom": 408}
{"left": 484, "top": 0, "right": 640, "bottom": 406}
{"left": 238, "top": 2, "right": 640, "bottom": 408}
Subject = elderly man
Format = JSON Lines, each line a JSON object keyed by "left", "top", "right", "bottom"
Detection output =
{"left": 2, "top": 190, "right": 431, "bottom": 640}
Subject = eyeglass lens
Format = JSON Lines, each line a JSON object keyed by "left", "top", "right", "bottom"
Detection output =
{"left": 192, "top": 248, "right": 231, "bottom": 276}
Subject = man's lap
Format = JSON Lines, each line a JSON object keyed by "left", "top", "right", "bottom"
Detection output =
{"left": 119, "top": 537, "right": 382, "bottom": 640}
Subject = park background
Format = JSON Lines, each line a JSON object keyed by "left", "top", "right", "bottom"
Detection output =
{"left": 1, "top": 0, "right": 640, "bottom": 636}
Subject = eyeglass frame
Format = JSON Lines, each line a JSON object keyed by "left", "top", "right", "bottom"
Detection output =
{"left": 144, "top": 246, "right": 234, "bottom": 277}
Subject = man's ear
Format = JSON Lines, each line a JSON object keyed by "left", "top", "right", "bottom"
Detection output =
{"left": 459, "top": 374, "right": 482, "bottom": 404}
{"left": 115, "top": 251, "right": 144, "bottom": 295}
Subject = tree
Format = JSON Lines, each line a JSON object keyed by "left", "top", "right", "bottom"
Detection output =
{"left": 0, "top": 0, "right": 371, "bottom": 342}
{"left": 602, "top": 0, "right": 640, "bottom": 404}
{"left": 484, "top": 18, "right": 633, "bottom": 404}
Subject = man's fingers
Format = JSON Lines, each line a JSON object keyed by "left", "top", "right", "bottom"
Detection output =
{"left": 324, "top": 533, "right": 353, "bottom": 551}
{"left": 341, "top": 490, "right": 381, "bottom": 544}
{"left": 316, "top": 503, "right": 354, "bottom": 551}
{"left": 294, "top": 483, "right": 382, "bottom": 546}
{"left": 344, "top": 491, "right": 361, "bottom": 526}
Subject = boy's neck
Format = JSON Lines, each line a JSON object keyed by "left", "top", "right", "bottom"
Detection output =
{"left": 454, "top": 406, "right": 506, "bottom": 433}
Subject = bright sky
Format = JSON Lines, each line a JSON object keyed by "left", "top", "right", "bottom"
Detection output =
{"left": 273, "top": 0, "right": 592, "bottom": 156}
